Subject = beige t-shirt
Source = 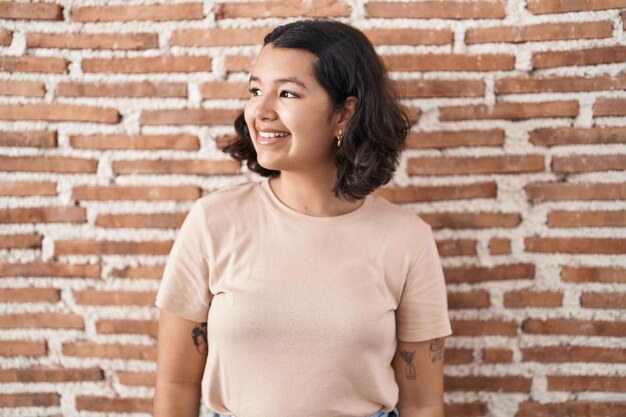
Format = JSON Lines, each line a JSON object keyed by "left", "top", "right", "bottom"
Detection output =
{"left": 155, "top": 177, "right": 452, "bottom": 417}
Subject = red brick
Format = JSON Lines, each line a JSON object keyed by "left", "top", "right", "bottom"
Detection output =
{"left": 526, "top": 182, "right": 626, "bottom": 202}
{"left": 0, "top": 156, "right": 97, "bottom": 173}
{"left": 0, "top": 340, "right": 47, "bottom": 356}
{"left": 446, "top": 376, "right": 530, "bottom": 391}
{"left": 407, "top": 129, "right": 504, "bottom": 149}
{"left": 517, "top": 401, "right": 626, "bottom": 417}
{"left": 533, "top": 45, "right": 626, "bottom": 69}
{"left": 214, "top": 0, "right": 351, "bottom": 19}
{"left": 0, "top": 207, "right": 86, "bottom": 223}
{"left": 374, "top": 182, "right": 496, "bottom": 203}
{"left": 118, "top": 371, "right": 155, "bottom": 387}
{"left": 530, "top": 127, "right": 626, "bottom": 146}
{"left": 581, "top": 292, "right": 626, "bottom": 309}
{"left": 445, "top": 264, "right": 535, "bottom": 283}
{"left": 74, "top": 290, "right": 156, "bottom": 306}
{"left": 96, "top": 319, "right": 158, "bottom": 338}
{"left": 527, "top": 0, "right": 626, "bottom": 14}
{"left": 0, "top": 56, "right": 67, "bottom": 73}
{"left": 0, "top": 234, "right": 42, "bottom": 249}
{"left": 70, "top": 134, "right": 198, "bottom": 150}
{"left": 482, "top": 347, "right": 513, "bottom": 363}
{"left": 440, "top": 100, "right": 578, "bottom": 121}
{"left": 0, "top": 288, "right": 60, "bottom": 303}
{"left": 522, "top": 345, "right": 626, "bottom": 363}
{"left": 448, "top": 291, "right": 490, "bottom": 309}
{"left": 111, "top": 265, "right": 164, "bottom": 280}
{"left": 561, "top": 267, "right": 626, "bottom": 284}
{"left": 466, "top": 21, "right": 612, "bottom": 44}
{"left": 552, "top": 155, "right": 626, "bottom": 173}
{"left": 27, "top": 32, "right": 158, "bottom": 50}
{"left": 112, "top": 159, "right": 241, "bottom": 175}
{"left": 382, "top": 54, "right": 514, "bottom": 72}
{"left": 446, "top": 348, "right": 474, "bottom": 365}
{"left": 497, "top": 74, "right": 626, "bottom": 94}
{"left": 548, "top": 375, "right": 626, "bottom": 392}
{"left": 226, "top": 55, "right": 254, "bottom": 73}
{"left": 0, "top": 262, "right": 101, "bottom": 278}
{"left": 96, "top": 212, "right": 186, "bottom": 229}
{"left": 0, "top": 367, "right": 103, "bottom": 383}
{"left": 0, "top": 393, "right": 60, "bottom": 407}
{"left": 0, "top": 313, "right": 83, "bottom": 329}
{"left": 140, "top": 108, "right": 241, "bottom": 126}
{"left": 436, "top": 239, "right": 477, "bottom": 257}
{"left": 58, "top": 81, "right": 186, "bottom": 98}
{"left": 72, "top": 185, "right": 200, "bottom": 201}
{"left": 594, "top": 98, "right": 626, "bottom": 117}
{"left": 62, "top": 342, "right": 155, "bottom": 360}
{"left": 503, "top": 290, "right": 563, "bottom": 307}
{"left": 72, "top": 3, "right": 204, "bottom": 22}
{"left": 548, "top": 210, "right": 626, "bottom": 227}
{"left": 55, "top": 240, "right": 172, "bottom": 256}
{"left": 393, "top": 79, "right": 484, "bottom": 98}
{"left": 366, "top": 1, "right": 505, "bottom": 19}
{"left": 445, "top": 402, "right": 487, "bottom": 417}
{"left": 76, "top": 395, "right": 152, "bottom": 413}
{"left": 0, "top": 180, "right": 56, "bottom": 196}
{"left": 363, "top": 28, "right": 453, "bottom": 45}
{"left": 0, "top": 28, "right": 10, "bottom": 45}
{"left": 526, "top": 237, "right": 626, "bottom": 254}
{"left": 0, "top": 130, "right": 56, "bottom": 147}
{"left": 82, "top": 56, "right": 211, "bottom": 73}
{"left": 489, "top": 238, "right": 511, "bottom": 254}
{"left": 0, "top": 80, "right": 45, "bottom": 97}
{"left": 420, "top": 212, "right": 520, "bottom": 229}
{"left": 451, "top": 319, "right": 518, "bottom": 336}
{"left": 0, "top": 103, "right": 119, "bottom": 123}
{"left": 0, "top": 2, "right": 63, "bottom": 20}
{"left": 202, "top": 81, "right": 250, "bottom": 99}
{"left": 408, "top": 155, "right": 544, "bottom": 175}
{"left": 172, "top": 27, "right": 269, "bottom": 46}
{"left": 522, "top": 319, "right": 626, "bottom": 337}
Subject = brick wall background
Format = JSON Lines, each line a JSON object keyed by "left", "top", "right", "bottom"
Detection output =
{"left": 0, "top": 0, "right": 625, "bottom": 416}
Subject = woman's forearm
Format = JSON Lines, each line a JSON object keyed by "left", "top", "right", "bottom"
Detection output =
{"left": 153, "top": 380, "right": 202, "bottom": 417}
{"left": 399, "top": 404, "right": 445, "bottom": 417}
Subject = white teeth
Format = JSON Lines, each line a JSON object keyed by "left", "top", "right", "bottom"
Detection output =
{"left": 259, "top": 131, "right": 290, "bottom": 138}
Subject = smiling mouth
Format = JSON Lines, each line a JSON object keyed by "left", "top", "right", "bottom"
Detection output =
{"left": 258, "top": 131, "right": 290, "bottom": 138}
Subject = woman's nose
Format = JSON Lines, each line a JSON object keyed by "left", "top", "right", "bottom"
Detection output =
{"left": 254, "top": 95, "right": 277, "bottom": 120}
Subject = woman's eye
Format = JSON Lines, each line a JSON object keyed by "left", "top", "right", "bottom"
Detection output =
{"left": 248, "top": 87, "right": 260, "bottom": 96}
{"left": 281, "top": 90, "right": 296, "bottom": 98}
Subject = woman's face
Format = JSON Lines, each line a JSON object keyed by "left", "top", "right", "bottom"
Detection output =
{"left": 244, "top": 44, "right": 342, "bottom": 174}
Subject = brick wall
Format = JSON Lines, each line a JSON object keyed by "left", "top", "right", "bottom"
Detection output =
{"left": 0, "top": 1, "right": 624, "bottom": 416}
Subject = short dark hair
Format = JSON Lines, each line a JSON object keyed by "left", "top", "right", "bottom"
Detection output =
{"left": 222, "top": 18, "right": 413, "bottom": 201}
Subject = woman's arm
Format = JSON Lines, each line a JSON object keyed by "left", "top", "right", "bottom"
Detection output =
{"left": 153, "top": 309, "right": 209, "bottom": 417}
{"left": 392, "top": 337, "right": 447, "bottom": 417}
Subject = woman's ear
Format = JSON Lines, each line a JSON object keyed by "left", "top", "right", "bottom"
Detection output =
{"left": 338, "top": 96, "right": 358, "bottom": 126}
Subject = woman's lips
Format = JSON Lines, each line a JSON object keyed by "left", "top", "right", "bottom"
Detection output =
{"left": 257, "top": 133, "right": 291, "bottom": 145}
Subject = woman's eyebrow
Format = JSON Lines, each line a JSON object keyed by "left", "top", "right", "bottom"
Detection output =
{"left": 249, "top": 75, "right": 308, "bottom": 90}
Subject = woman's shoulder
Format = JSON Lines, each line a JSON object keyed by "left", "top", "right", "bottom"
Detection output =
{"left": 370, "top": 192, "right": 432, "bottom": 234}
{"left": 193, "top": 179, "right": 260, "bottom": 219}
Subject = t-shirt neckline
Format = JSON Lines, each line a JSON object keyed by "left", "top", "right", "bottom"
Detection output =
{"left": 258, "top": 177, "right": 375, "bottom": 226}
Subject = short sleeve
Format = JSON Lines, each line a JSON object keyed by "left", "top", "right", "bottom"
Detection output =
{"left": 396, "top": 225, "right": 452, "bottom": 342}
{"left": 155, "top": 200, "right": 212, "bottom": 323}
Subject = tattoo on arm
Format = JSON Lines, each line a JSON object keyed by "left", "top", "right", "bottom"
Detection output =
{"left": 191, "top": 322, "right": 208, "bottom": 355}
{"left": 429, "top": 338, "right": 443, "bottom": 363}
{"left": 399, "top": 350, "right": 416, "bottom": 380}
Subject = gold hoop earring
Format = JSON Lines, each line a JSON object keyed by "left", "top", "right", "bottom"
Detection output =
{"left": 337, "top": 129, "right": 343, "bottom": 147}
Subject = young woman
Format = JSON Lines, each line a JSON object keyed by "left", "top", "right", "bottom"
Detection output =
{"left": 153, "top": 19, "right": 452, "bottom": 417}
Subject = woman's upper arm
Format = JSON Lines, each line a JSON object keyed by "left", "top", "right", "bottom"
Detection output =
{"left": 155, "top": 308, "right": 208, "bottom": 385}
{"left": 392, "top": 337, "right": 446, "bottom": 410}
